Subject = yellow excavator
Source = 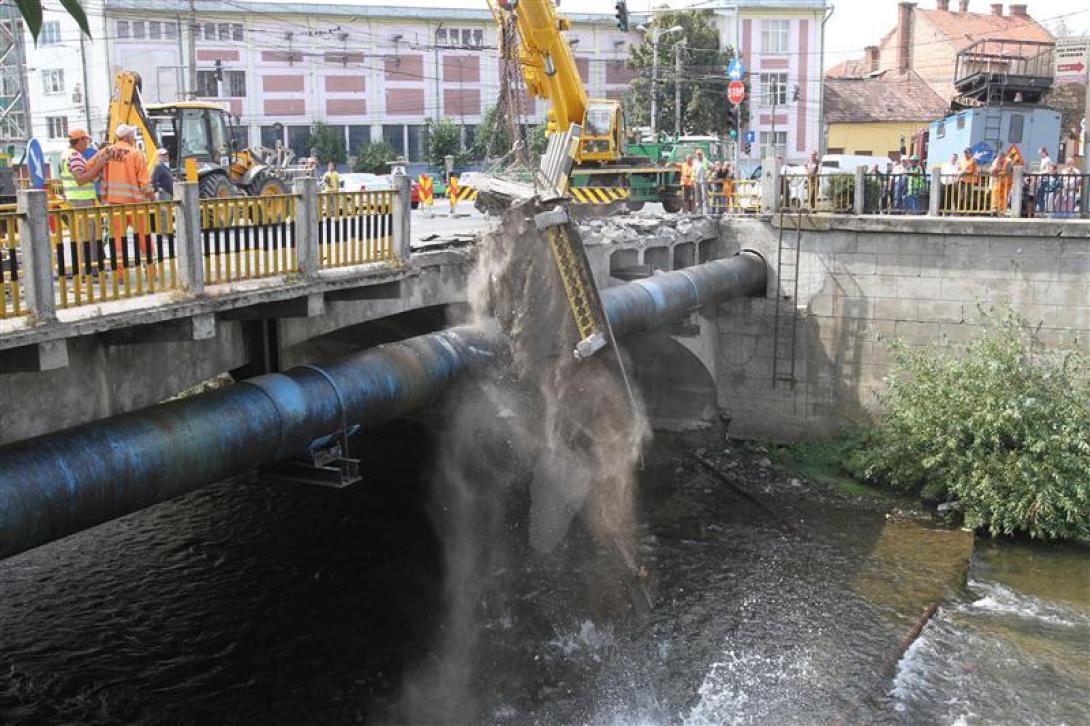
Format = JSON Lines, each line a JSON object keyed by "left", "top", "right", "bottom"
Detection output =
{"left": 106, "top": 71, "right": 290, "bottom": 198}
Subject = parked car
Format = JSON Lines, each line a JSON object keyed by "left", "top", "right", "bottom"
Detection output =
{"left": 338, "top": 173, "right": 393, "bottom": 192}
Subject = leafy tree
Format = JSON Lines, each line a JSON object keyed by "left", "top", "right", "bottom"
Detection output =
{"left": 13, "top": 0, "right": 89, "bottom": 41}
{"left": 528, "top": 124, "right": 549, "bottom": 158}
{"left": 848, "top": 308, "right": 1090, "bottom": 543}
{"left": 470, "top": 105, "right": 511, "bottom": 161}
{"left": 425, "top": 118, "right": 466, "bottom": 167}
{"left": 353, "top": 141, "right": 395, "bottom": 173}
{"left": 626, "top": 9, "right": 747, "bottom": 138}
{"left": 306, "top": 122, "right": 346, "bottom": 165}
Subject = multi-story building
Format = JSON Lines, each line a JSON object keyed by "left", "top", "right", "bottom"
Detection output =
{"left": 102, "top": 0, "right": 642, "bottom": 162}
{"left": 711, "top": 0, "right": 830, "bottom": 167}
{"left": 6, "top": 0, "right": 641, "bottom": 169}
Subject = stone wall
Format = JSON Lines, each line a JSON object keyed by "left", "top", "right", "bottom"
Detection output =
{"left": 716, "top": 216, "right": 1090, "bottom": 441}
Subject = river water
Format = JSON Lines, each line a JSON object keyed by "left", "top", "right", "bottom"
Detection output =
{"left": 1, "top": 423, "right": 1087, "bottom": 725}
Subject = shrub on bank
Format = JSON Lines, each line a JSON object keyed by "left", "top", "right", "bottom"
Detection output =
{"left": 848, "top": 309, "right": 1090, "bottom": 543}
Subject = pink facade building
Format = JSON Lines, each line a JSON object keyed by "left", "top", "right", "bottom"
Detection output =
{"left": 105, "top": 0, "right": 642, "bottom": 161}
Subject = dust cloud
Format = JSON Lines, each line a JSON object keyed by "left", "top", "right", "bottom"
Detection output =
{"left": 395, "top": 197, "right": 650, "bottom": 722}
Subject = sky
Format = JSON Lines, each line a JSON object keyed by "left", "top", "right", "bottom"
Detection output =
{"left": 292, "top": 0, "right": 1090, "bottom": 70}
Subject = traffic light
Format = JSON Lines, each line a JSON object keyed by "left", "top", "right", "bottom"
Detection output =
{"left": 213, "top": 59, "right": 224, "bottom": 83}
{"left": 792, "top": 84, "right": 800, "bottom": 102}
{"left": 614, "top": 1, "right": 629, "bottom": 32}
{"left": 729, "top": 128, "right": 738, "bottom": 140}
{"left": 743, "top": 141, "right": 751, "bottom": 156}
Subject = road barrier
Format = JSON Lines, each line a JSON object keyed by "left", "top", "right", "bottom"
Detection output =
{"left": 448, "top": 177, "right": 477, "bottom": 209}
{"left": 861, "top": 172, "right": 930, "bottom": 215}
{"left": 199, "top": 194, "right": 297, "bottom": 284}
{"left": 317, "top": 191, "right": 396, "bottom": 268}
{"left": 0, "top": 210, "right": 21, "bottom": 319}
{"left": 937, "top": 175, "right": 992, "bottom": 216}
{"left": 568, "top": 186, "right": 630, "bottom": 204}
{"left": 418, "top": 175, "right": 434, "bottom": 207}
{"left": 1023, "top": 172, "right": 1088, "bottom": 219}
{"left": 780, "top": 173, "right": 854, "bottom": 213}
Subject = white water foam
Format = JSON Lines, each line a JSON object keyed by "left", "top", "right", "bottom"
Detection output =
{"left": 682, "top": 649, "right": 816, "bottom": 726}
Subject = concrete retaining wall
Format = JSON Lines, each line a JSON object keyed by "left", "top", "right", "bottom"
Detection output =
{"left": 716, "top": 216, "right": 1090, "bottom": 441}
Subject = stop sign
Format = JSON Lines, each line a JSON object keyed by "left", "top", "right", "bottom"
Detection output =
{"left": 728, "top": 80, "right": 745, "bottom": 105}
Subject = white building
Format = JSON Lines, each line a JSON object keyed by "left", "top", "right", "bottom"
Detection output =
{"left": 712, "top": 0, "right": 830, "bottom": 167}
{"left": 13, "top": 0, "right": 643, "bottom": 166}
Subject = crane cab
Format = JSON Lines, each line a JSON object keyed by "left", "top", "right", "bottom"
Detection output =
{"left": 579, "top": 100, "right": 624, "bottom": 163}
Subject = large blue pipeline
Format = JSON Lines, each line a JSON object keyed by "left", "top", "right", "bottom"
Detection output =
{"left": 0, "top": 252, "right": 766, "bottom": 560}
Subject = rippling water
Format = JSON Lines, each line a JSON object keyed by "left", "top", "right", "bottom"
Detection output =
{"left": 1, "top": 425, "right": 1086, "bottom": 725}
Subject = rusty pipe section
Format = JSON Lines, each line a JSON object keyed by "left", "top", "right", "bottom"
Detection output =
{"left": 0, "top": 252, "right": 766, "bottom": 560}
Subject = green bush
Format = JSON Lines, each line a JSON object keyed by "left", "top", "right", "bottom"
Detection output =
{"left": 849, "top": 308, "right": 1090, "bottom": 543}
{"left": 353, "top": 141, "right": 395, "bottom": 174}
{"left": 306, "top": 122, "right": 346, "bottom": 164}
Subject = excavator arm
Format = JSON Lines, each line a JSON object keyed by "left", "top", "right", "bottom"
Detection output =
{"left": 106, "top": 71, "right": 160, "bottom": 173}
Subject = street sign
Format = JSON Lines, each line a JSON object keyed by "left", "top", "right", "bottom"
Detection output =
{"left": 1055, "top": 36, "right": 1089, "bottom": 85}
{"left": 744, "top": 130, "right": 756, "bottom": 144}
{"left": 728, "top": 80, "right": 745, "bottom": 106}
{"left": 26, "top": 138, "right": 45, "bottom": 189}
{"left": 726, "top": 58, "right": 745, "bottom": 81}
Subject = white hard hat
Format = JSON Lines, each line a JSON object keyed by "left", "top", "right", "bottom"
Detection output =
{"left": 115, "top": 123, "right": 137, "bottom": 139}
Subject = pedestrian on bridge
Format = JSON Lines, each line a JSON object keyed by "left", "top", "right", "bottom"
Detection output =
{"left": 693, "top": 149, "right": 710, "bottom": 214}
{"left": 322, "top": 162, "right": 341, "bottom": 193}
{"left": 102, "top": 123, "right": 155, "bottom": 284}
{"left": 61, "top": 129, "right": 113, "bottom": 273}
{"left": 152, "top": 149, "right": 174, "bottom": 200}
{"left": 679, "top": 154, "right": 695, "bottom": 213}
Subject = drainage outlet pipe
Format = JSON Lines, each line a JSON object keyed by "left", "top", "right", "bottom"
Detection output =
{"left": 0, "top": 252, "right": 766, "bottom": 560}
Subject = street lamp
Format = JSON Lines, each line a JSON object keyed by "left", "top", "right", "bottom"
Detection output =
{"left": 637, "top": 24, "right": 684, "bottom": 139}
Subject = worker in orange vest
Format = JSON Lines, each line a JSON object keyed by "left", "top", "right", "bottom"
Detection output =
{"left": 679, "top": 154, "right": 695, "bottom": 213}
{"left": 102, "top": 123, "right": 155, "bottom": 284}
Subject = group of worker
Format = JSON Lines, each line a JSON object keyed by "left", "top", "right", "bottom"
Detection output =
{"left": 59, "top": 123, "right": 174, "bottom": 281}
{"left": 677, "top": 148, "right": 735, "bottom": 214}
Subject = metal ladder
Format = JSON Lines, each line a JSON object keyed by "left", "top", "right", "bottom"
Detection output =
{"left": 981, "top": 106, "right": 1003, "bottom": 159}
{"left": 771, "top": 209, "right": 802, "bottom": 386}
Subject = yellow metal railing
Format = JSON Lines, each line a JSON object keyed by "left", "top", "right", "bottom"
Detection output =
{"left": 199, "top": 195, "right": 297, "bottom": 284}
{"left": 781, "top": 174, "right": 854, "bottom": 213}
{"left": 712, "top": 179, "right": 762, "bottom": 214}
{"left": 317, "top": 191, "right": 396, "bottom": 269}
{"left": 938, "top": 174, "right": 994, "bottom": 216}
{"left": 0, "top": 211, "right": 22, "bottom": 319}
{"left": 48, "top": 201, "right": 178, "bottom": 307}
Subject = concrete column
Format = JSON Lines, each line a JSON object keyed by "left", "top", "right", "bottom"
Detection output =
{"left": 928, "top": 167, "right": 942, "bottom": 216}
{"left": 391, "top": 172, "right": 412, "bottom": 261}
{"left": 16, "top": 189, "right": 55, "bottom": 323}
{"left": 293, "top": 176, "right": 319, "bottom": 280}
{"left": 762, "top": 156, "right": 780, "bottom": 213}
{"left": 853, "top": 166, "right": 865, "bottom": 215}
{"left": 173, "top": 181, "right": 204, "bottom": 294}
{"left": 1010, "top": 165, "right": 1024, "bottom": 219}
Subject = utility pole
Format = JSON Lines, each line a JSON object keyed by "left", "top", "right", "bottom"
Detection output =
{"left": 187, "top": 0, "right": 197, "bottom": 97}
{"left": 433, "top": 23, "right": 442, "bottom": 122}
{"left": 650, "top": 32, "right": 660, "bottom": 138}
{"left": 674, "top": 38, "right": 684, "bottom": 137}
{"left": 79, "top": 32, "right": 92, "bottom": 131}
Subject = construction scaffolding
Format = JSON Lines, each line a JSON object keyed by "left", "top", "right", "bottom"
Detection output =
{"left": 0, "top": 2, "right": 29, "bottom": 158}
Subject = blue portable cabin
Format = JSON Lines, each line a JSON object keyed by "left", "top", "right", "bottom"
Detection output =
{"left": 925, "top": 106, "right": 1060, "bottom": 170}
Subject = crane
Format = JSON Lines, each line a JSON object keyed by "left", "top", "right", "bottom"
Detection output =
{"left": 491, "top": 0, "right": 626, "bottom": 165}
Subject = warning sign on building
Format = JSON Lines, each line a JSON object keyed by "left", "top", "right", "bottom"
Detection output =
{"left": 1055, "top": 36, "right": 1089, "bottom": 85}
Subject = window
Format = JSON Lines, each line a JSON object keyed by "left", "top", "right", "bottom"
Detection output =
{"left": 1008, "top": 114, "right": 1024, "bottom": 143}
{"left": 218, "top": 23, "right": 231, "bottom": 41}
{"left": 229, "top": 125, "right": 249, "bottom": 150}
{"left": 133, "top": 20, "right": 145, "bottom": 39}
{"left": 40, "top": 21, "right": 60, "bottom": 45}
{"left": 204, "top": 23, "right": 216, "bottom": 41}
{"left": 260, "top": 125, "right": 284, "bottom": 149}
{"left": 223, "top": 70, "right": 246, "bottom": 97}
{"left": 232, "top": 24, "right": 244, "bottom": 41}
{"left": 287, "top": 125, "right": 311, "bottom": 159}
{"left": 759, "top": 72, "right": 788, "bottom": 106}
{"left": 149, "top": 21, "right": 161, "bottom": 40}
{"left": 383, "top": 124, "right": 405, "bottom": 156}
{"left": 407, "top": 125, "right": 426, "bottom": 161}
{"left": 348, "top": 125, "right": 369, "bottom": 153}
{"left": 436, "top": 27, "right": 483, "bottom": 48}
{"left": 179, "top": 108, "right": 211, "bottom": 158}
{"left": 758, "top": 130, "right": 787, "bottom": 159}
{"left": 164, "top": 22, "right": 178, "bottom": 39}
{"left": 936, "top": 121, "right": 945, "bottom": 139}
{"left": 46, "top": 116, "right": 69, "bottom": 139}
{"left": 761, "top": 19, "right": 789, "bottom": 55}
{"left": 196, "top": 71, "right": 218, "bottom": 97}
{"left": 117, "top": 20, "right": 129, "bottom": 39}
{"left": 956, "top": 114, "right": 966, "bottom": 129}
{"left": 41, "top": 69, "right": 64, "bottom": 95}
{"left": 853, "top": 149, "right": 873, "bottom": 155}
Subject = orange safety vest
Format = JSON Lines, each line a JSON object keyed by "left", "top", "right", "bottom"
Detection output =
{"left": 679, "top": 162, "right": 694, "bottom": 187}
{"left": 958, "top": 157, "right": 980, "bottom": 186}
{"left": 102, "top": 141, "right": 151, "bottom": 204}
